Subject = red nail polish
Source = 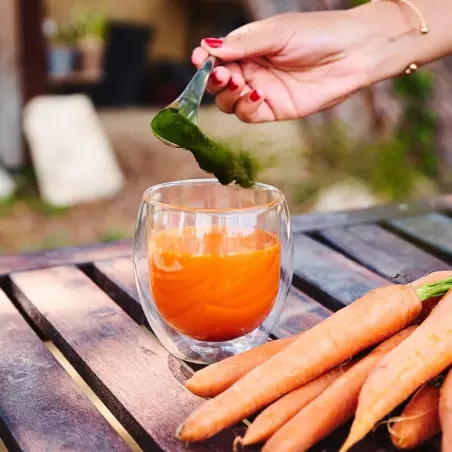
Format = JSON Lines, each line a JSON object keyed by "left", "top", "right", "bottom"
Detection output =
{"left": 227, "top": 78, "right": 239, "bottom": 91}
{"left": 211, "top": 71, "right": 222, "bottom": 85}
{"left": 204, "top": 38, "right": 223, "bottom": 48}
{"left": 249, "top": 89, "right": 261, "bottom": 102}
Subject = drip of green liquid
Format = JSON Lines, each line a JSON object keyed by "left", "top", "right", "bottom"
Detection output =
{"left": 151, "top": 108, "right": 259, "bottom": 188}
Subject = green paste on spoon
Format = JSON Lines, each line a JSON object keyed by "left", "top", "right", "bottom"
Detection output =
{"left": 151, "top": 108, "right": 260, "bottom": 188}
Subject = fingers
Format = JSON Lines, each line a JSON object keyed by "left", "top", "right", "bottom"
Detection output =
{"left": 191, "top": 47, "right": 209, "bottom": 68}
{"left": 234, "top": 89, "right": 271, "bottom": 123}
{"left": 215, "top": 72, "right": 246, "bottom": 114}
{"left": 205, "top": 66, "right": 229, "bottom": 94}
{"left": 191, "top": 45, "right": 274, "bottom": 123}
{"left": 199, "top": 18, "right": 285, "bottom": 62}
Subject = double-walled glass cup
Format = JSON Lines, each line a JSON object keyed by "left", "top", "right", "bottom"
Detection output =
{"left": 133, "top": 179, "right": 293, "bottom": 364}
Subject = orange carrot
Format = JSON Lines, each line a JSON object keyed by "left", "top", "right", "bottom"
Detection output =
{"left": 177, "top": 272, "right": 452, "bottom": 443}
{"left": 389, "top": 383, "right": 441, "bottom": 449}
{"left": 262, "top": 327, "right": 415, "bottom": 452}
{"left": 440, "top": 369, "right": 452, "bottom": 452}
{"left": 186, "top": 336, "right": 297, "bottom": 398}
{"left": 236, "top": 362, "right": 352, "bottom": 447}
{"left": 185, "top": 270, "right": 449, "bottom": 400}
{"left": 340, "top": 288, "right": 452, "bottom": 452}
{"left": 412, "top": 271, "right": 452, "bottom": 287}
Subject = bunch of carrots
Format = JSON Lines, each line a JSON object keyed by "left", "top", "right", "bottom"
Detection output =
{"left": 176, "top": 271, "right": 452, "bottom": 451}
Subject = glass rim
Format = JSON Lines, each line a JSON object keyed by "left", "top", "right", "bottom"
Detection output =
{"left": 143, "top": 178, "right": 285, "bottom": 213}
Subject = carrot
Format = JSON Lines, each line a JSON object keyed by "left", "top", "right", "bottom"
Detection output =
{"left": 186, "top": 268, "right": 448, "bottom": 400}
{"left": 412, "top": 271, "right": 452, "bottom": 287}
{"left": 440, "top": 369, "right": 452, "bottom": 452}
{"left": 186, "top": 336, "right": 297, "bottom": 398}
{"left": 177, "top": 272, "right": 452, "bottom": 443}
{"left": 389, "top": 383, "right": 441, "bottom": 449}
{"left": 236, "top": 362, "right": 352, "bottom": 447}
{"left": 340, "top": 288, "right": 452, "bottom": 452}
{"left": 262, "top": 327, "right": 415, "bottom": 452}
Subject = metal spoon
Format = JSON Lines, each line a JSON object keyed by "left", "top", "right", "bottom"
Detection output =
{"left": 152, "top": 56, "right": 216, "bottom": 148}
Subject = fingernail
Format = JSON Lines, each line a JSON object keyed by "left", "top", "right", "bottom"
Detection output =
{"left": 227, "top": 77, "right": 239, "bottom": 91}
{"left": 211, "top": 70, "right": 222, "bottom": 85}
{"left": 203, "top": 38, "right": 223, "bottom": 48}
{"left": 249, "top": 89, "right": 262, "bottom": 102}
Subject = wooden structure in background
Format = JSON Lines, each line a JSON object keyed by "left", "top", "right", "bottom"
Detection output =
{"left": 0, "top": 0, "right": 22, "bottom": 168}
{"left": 0, "top": 0, "right": 45, "bottom": 168}
{"left": 19, "top": 0, "right": 46, "bottom": 104}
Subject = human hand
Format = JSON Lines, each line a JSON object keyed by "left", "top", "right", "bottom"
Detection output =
{"left": 192, "top": 3, "right": 413, "bottom": 123}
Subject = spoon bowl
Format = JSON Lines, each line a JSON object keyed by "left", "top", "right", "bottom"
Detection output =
{"left": 152, "top": 56, "right": 216, "bottom": 148}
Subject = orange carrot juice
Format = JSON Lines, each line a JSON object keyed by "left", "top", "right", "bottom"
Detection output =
{"left": 148, "top": 227, "right": 280, "bottom": 342}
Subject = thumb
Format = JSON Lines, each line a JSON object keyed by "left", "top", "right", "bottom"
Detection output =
{"left": 201, "top": 19, "right": 286, "bottom": 62}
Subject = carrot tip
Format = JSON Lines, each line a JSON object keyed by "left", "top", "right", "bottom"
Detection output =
{"left": 184, "top": 381, "right": 199, "bottom": 395}
{"left": 233, "top": 436, "right": 244, "bottom": 452}
{"left": 175, "top": 424, "right": 185, "bottom": 440}
{"left": 338, "top": 439, "right": 355, "bottom": 452}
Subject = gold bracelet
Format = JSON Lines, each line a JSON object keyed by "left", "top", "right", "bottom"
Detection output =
{"left": 371, "top": 0, "right": 429, "bottom": 74}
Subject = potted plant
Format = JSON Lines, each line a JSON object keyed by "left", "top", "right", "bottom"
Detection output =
{"left": 74, "top": 11, "right": 107, "bottom": 76}
{"left": 46, "top": 23, "right": 77, "bottom": 77}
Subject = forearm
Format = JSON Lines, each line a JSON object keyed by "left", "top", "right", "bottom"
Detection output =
{"left": 350, "top": 0, "right": 452, "bottom": 84}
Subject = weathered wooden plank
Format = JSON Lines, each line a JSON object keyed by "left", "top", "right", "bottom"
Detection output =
{"left": 293, "top": 234, "right": 388, "bottom": 310}
{"left": 273, "top": 287, "right": 331, "bottom": 338}
{"left": 0, "top": 288, "right": 128, "bottom": 452}
{"left": 91, "top": 257, "right": 331, "bottom": 340}
{"left": 387, "top": 213, "right": 452, "bottom": 261}
{"left": 90, "top": 257, "right": 144, "bottom": 324}
{"left": 317, "top": 224, "right": 449, "bottom": 281}
{"left": 10, "top": 266, "right": 241, "bottom": 451}
{"left": 0, "top": 239, "right": 132, "bottom": 276}
{"left": 291, "top": 196, "right": 452, "bottom": 233}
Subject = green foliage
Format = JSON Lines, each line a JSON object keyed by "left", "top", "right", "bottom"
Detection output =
{"left": 99, "top": 230, "right": 126, "bottom": 243}
{"left": 51, "top": 23, "right": 78, "bottom": 45}
{"left": 349, "top": 0, "right": 437, "bottom": 178}
{"left": 393, "top": 71, "right": 437, "bottom": 176}
{"left": 2, "top": 169, "right": 69, "bottom": 217}
{"left": 294, "top": 120, "right": 426, "bottom": 206}
{"left": 72, "top": 10, "right": 108, "bottom": 41}
{"left": 367, "top": 136, "right": 420, "bottom": 199}
{"left": 22, "top": 232, "right": 69, "bottom": 252}
{"left": 0, "top": 196, "right": 14, "bottom": 217}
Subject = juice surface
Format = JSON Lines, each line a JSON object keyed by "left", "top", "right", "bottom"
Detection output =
{"left": 148, "top": 227, "right": 280, "bottom": 341}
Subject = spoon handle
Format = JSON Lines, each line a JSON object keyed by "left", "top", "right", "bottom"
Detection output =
{"left": 172, "top": 56, "right": 216, "bottom": 125}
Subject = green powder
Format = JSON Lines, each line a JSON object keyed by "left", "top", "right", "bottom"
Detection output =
{"left": 151, "top": 108, "right": 260, "bottom": 188}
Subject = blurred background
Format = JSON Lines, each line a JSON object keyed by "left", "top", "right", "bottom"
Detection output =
{"left": 1, "top": 0, "right": 451, "bottom": 254}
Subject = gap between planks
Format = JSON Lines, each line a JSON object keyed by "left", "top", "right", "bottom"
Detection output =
{"left": 43, "top": 340, "right": 142, "bottom": 452}
{"left": 2, "top": 272, "right": 141, "bottom": 451}
{"left": 80, "top": 265, "right": 256, "bottom": 426}
{"left": 380, "top": 215, "right": 452, "bottom": 264}
{"left": 9, "top": 266, "right": 246, "bottom": 450}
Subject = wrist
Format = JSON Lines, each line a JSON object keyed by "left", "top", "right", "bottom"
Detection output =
{"left": 347, "top": 1, "right": 420, "bottom": 85}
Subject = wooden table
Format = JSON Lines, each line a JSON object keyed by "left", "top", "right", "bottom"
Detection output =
{"left": 1, "top": 196, "right": 452, "bottom": 451}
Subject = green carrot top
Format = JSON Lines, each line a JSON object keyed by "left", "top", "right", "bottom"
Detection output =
{"left": 415, "top": 277, "right": 452, "bottom": 301}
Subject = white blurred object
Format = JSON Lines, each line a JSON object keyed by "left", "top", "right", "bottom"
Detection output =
{"left": 0, "top": 166, "right": 15, "bottom": 200}
{"left": 312, "top": 179, "right": 378, "bottom": 212}
{"left": 23, "top": 94, "right": 124, "bottom": 207}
